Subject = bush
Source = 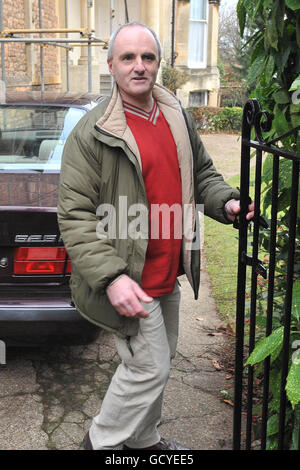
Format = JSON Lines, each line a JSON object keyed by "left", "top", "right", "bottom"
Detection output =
{"left": 187, "top": 106, "right": 243, "bottom": 133}
{"left": 161, "top": 61, "right": 189, "bottom": 94}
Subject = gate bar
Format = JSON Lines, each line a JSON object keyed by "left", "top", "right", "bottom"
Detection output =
{"left": 246, "top": 148, "right": 263, "bottom": 449}
{"left": 233, "top": 100, "right": 254, "bottom": 449}
{"left": 278, "top": 160, "right": 300, "bottom": 449}
{"left": 260, "top": 155, "right": 279, "bottom": 449}
{"left": 244, "top": 139, "right": 300, "bottom": 162}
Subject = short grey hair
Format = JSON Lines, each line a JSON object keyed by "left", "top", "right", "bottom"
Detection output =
{"left": 107, "top": 22, "right": 162, "bottom": 61}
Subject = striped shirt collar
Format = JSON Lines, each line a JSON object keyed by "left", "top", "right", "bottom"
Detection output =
{"left": 123, "top": 100, "right": 160, "bottom": 125}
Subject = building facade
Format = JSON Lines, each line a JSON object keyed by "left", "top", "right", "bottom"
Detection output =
{"left": 0, "top": 0, "right": 60, "bottom": 91}
{"left": 0, "top": 0, "right": 221, "bottom": 107}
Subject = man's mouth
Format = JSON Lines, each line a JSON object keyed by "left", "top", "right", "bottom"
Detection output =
{"left": 132, "top": 77, "right": 147, "bottom": 81}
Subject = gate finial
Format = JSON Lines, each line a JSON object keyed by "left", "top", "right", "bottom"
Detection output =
{"left": 242, "top": 99, "right": 273, "bottom": 144}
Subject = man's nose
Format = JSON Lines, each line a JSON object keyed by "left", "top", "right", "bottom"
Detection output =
{"left": 134, "top": 57, "right": 146, "bottom": 73}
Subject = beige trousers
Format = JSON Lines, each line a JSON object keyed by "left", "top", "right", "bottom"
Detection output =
{"left": 89, "top": 282, "right": 181, "bottom": 450}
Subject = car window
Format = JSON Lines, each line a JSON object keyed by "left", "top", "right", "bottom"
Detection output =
{"left": 0, "top": 105, "right": 86, "bottom": 172}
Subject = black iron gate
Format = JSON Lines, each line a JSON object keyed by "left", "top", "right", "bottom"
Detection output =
{"left": 233, "top": 98, "right": 300, "bottom": 450}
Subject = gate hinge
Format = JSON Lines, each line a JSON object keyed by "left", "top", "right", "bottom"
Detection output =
{"left": 241, "top": 252, "right": 268, "bottom": 279}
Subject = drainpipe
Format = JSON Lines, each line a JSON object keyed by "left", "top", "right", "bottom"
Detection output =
{"left": 110, "top": 0, "right": 114, "bottom": 90}
{"left": 171, "top": 0, "right": 175, "bottom": 67}
{"left": 87, "top": 0, "right": 95, "bottom": 93}
{"left": 124, "top": 0, "right": 129, "bottom": 23}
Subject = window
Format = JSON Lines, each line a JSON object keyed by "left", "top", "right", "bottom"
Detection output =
{"left": 189, "top": 91, "right": 208, "bottom": 107}
{"left": 0, "top": 105, "right": 86, "bottom": 172}
{"left": 188, "top": 0, "right": 208, "bottom": 69}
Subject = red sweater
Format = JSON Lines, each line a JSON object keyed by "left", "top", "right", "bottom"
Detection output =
{"left": 124, "top": 100, "right": 182, "bottom": 297}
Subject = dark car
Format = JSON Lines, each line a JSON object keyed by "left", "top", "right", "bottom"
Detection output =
{"left": 0, "top": 91, "right": 102, "bottom": 345}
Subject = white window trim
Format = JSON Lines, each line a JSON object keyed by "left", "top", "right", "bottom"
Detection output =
{"left": 188, "top": 1, "right": 209, "bottom": 69}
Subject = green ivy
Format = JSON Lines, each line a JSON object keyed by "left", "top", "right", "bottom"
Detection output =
{"left": 237, "top": 0, "right": 300, "bottom": 449}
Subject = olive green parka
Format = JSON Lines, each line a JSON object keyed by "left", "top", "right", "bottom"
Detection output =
{"left": 57, "top": 84, "right": 240, "bottom": 337}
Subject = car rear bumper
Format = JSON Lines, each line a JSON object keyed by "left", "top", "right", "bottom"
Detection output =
{"left": 0, "top": 304, "right": 100, "bottom": 344}
{"left": 0, "top": 304, "right": 83, "bottom": 322}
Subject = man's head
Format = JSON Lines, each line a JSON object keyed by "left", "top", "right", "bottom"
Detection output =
{"left": 107, "top": 22, "right": 162, "bottom": 62}
{"left": 107, "top": 23, "right": 162, "bottom": 106}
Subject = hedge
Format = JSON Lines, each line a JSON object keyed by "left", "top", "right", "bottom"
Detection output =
{"left": 187, "top": 106, "right": 243, "bottom": 133}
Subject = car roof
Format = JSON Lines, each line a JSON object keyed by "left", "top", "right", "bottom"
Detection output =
{"left": 0, "top": 91, "right": 104, "bottom": 109}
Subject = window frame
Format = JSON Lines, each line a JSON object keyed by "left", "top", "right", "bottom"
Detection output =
{"left": 188, "top": 0, "right": 209, "bottom": 69}
{"left": 189, "top": 90, "right": 208, "bottom": 107}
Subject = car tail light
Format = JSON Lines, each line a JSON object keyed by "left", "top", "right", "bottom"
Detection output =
{"left": 13, "top": 247, "right": 71, "bottom": 275}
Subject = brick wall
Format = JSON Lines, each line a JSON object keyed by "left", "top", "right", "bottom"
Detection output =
{"left": 32, "top": 0, "right": 60, "bottom": 88}
{"left": 1, "top": 0, "right": 27, "bottom": 82}
{"left": 0, "top": 0, "right": 61, "bottom": 91}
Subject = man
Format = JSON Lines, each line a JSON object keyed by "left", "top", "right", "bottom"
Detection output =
{"left": 58, "top": 22, "right": 254, "bottom": 450}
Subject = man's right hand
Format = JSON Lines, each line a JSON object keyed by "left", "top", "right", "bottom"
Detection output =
{"left": 106, "top": 274, "right": 153, "bottom": 318}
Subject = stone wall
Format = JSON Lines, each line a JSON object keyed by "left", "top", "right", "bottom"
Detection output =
{"left": 0, "top": 0, "right": 60, "bottom": 91}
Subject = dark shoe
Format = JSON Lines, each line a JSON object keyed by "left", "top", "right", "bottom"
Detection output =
{"left": 124, "top": 438, "right": 190, "bottom": 451}
{"left": 82, "top": 431, "right": 93, "bottom": 450}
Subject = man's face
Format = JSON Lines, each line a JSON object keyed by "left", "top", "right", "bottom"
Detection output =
{"left": 107, "top": 26, "right": 161, "bottom": 103}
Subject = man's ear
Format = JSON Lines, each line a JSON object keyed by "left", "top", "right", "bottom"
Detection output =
{"left": 107, "top": 58, "right": 113, "bottom": 75}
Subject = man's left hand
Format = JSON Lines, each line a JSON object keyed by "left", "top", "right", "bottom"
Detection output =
{"left": 225, "top": 199, "right": 255, "bottom": 223}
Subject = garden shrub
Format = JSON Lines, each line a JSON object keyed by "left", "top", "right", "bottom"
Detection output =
{"left": 188, "top": 106, "right": 243, "bottom": 133}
